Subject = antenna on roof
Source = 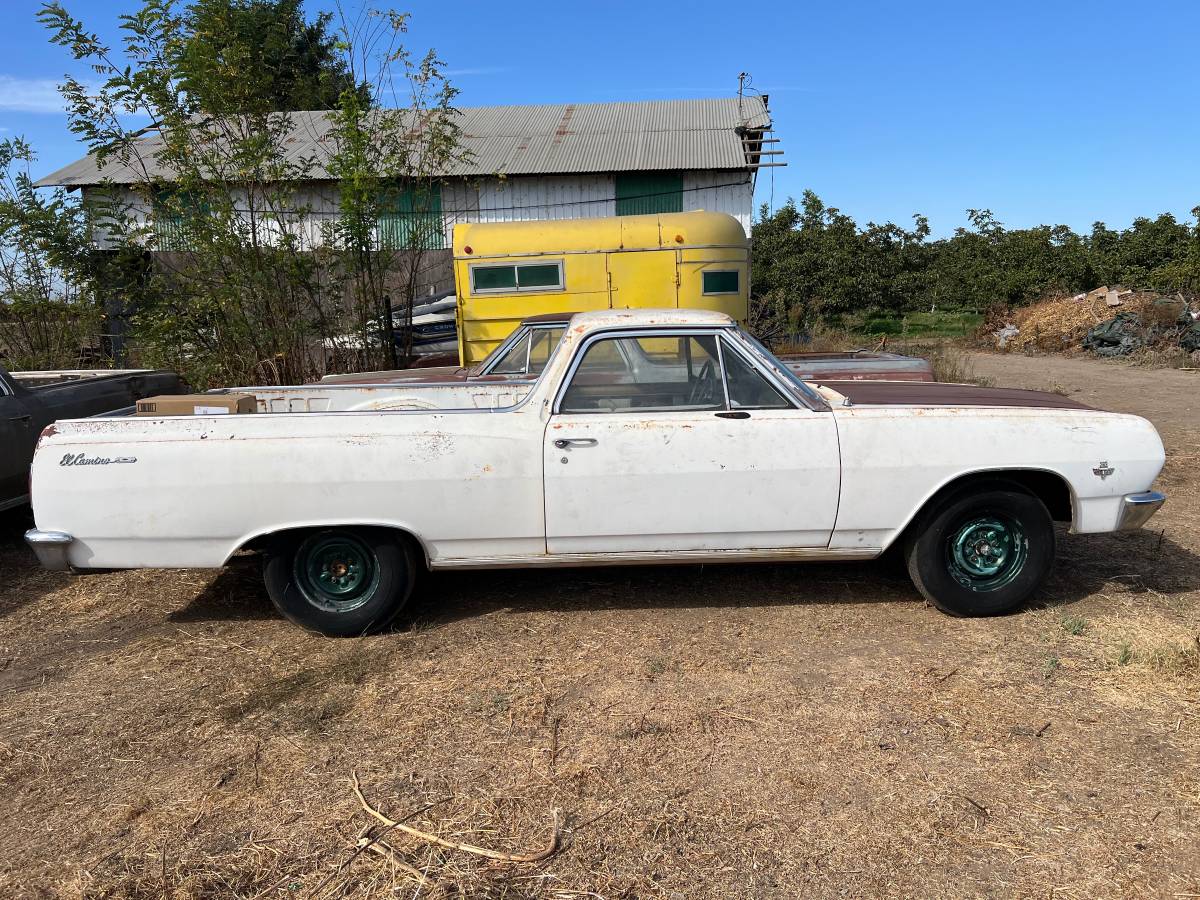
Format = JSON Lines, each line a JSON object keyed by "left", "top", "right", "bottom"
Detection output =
{"left": 737, "top": 72, "right": 750, "bottom": 122}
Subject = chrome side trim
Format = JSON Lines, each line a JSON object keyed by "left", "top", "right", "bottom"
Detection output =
{"left": 25, "top": 529, "right": 74, "bottom": 571}
{"left": 1116, "top": 491, "right": 1166, "bottom": 532}
{"left": 430, "top": 547, "right": 880, "bottom": 570}
{"left": 0, "top": 494, "right": 30, "bottom": 513}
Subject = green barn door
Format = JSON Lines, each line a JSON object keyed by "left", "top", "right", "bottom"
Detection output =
{"left": 615, "top": 173, "right": 683, "bottom": 216}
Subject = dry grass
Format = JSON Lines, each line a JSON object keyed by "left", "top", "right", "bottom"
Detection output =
{"left": 1, "top": 374, "right": 1198, "bottom": 898}
{"left": 777, "top": 325, "right": 994, "bottom": 387}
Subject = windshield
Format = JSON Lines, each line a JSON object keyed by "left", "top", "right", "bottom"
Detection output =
{"left": 484, "top": 326, "right": 567, "bottom": 376}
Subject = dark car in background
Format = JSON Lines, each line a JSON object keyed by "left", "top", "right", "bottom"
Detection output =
{"left": 0, "top": 364, "right": 185, "bottom": 510}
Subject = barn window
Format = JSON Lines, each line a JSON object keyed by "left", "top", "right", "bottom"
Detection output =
{"left": 378, "top": 183, "right": 445, "bottom": 250}
{"left": 153, "top": 189, "right": 206, "bottom": 251}
{"left": 615, "top": 173, "right": 683, "bottom": 216}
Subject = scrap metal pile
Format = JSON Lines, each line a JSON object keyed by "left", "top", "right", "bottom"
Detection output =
{"left": 988, "top": 287, "right": 1200, "bottom": 357}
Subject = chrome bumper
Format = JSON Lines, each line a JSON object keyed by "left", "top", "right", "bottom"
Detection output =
{"left": 1116, "top": 491, "right": 1166, "bottom": 532}
{"left": 25, "top": 529, "right": 74, "bottom": 571}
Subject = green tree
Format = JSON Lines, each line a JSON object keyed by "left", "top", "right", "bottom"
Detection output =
{"left": 34, "top": 0, "right": 465, "bottom": 386}
{"left": 179, "top": 0, "right": 369, "bottom": 113}
{"left": 0, "top": 138, "right": 110, "bottom": 367}
{"left": 752, "top": 192, "right": 1200, "bottom": 332}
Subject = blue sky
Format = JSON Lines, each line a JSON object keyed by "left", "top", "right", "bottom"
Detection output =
{"left": 2, "top": 0, "right": 1197, "bottom": 237}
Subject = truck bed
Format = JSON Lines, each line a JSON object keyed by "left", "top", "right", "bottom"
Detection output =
{"left": 227, "top": 381, "right": 531, "bottom": 414}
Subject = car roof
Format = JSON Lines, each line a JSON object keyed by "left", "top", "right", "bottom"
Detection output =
{"left": 566, "top": 308, "right": 736, "bottom": 330}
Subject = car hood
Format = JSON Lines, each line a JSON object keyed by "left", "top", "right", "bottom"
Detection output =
{"left": 818, "top": 380, "right": 1093, "bottom": 410}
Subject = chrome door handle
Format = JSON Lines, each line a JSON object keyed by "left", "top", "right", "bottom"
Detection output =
{"left": 554, "top": 438, "right": 598, "bottom": 449}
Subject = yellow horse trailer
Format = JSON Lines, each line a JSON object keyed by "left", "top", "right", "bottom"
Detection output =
{"left": 452, "top": 210, "right": 749, "bottom": 365}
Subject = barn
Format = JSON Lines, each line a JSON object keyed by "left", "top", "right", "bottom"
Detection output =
{"left": 37, "top": 95, "right": 780, "bottom": 257}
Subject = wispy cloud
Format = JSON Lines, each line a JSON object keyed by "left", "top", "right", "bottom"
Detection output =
{"left": 0, "top": 76, "right": 66, "bottom": 113}
{"left": 443, "top": 66, "right": 511, "bottom": 77}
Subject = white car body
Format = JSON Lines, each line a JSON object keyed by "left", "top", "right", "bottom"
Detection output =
{"left": 27, "top": 310, "right": 1165, "bottom": 576}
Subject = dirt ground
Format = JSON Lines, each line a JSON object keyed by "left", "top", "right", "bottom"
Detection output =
{"left": 1, "top": 355, "right": 1197, "bottom": 899}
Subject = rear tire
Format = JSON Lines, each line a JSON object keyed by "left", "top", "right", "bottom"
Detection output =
{"left": 904, "top": 483, "right": 1054, "bottom": 617}
{"left": 263, "top": 528, "right": 415, "bottom": 636}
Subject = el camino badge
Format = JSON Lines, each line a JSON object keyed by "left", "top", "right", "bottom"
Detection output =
{"left": 1092, "top": 461, "right": 1114, "bottom": 480}
{"left": 60, "top": 453, "right": 137, "bottom": 467}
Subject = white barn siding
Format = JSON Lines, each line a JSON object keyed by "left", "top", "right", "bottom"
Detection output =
{"left": 440, "top": 180, "right": 480, "bottom": 243}
{"left": 475, "top": 175, "right": 615, "bottom": 224}
{"left": 85, "top": 169, "right": 755, "bottom": 249}
{"left": 682, "top": 171, "right": 754, "bottom": 234}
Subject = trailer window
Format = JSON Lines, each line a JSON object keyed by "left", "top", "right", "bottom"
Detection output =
{"left": 702, "top": 271, "right": 740, "bottom": 295}
{"left": 470, "top": 261, "right": 564, "bottom": 294}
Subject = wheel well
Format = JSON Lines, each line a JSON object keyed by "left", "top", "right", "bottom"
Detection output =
{"left": 903, "top": 469, "right": 1074, "bottom": 538}
{"left": 237, "top": 525, "right": 430, "bottom": 569}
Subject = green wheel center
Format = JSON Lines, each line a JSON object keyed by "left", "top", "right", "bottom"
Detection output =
{"left": 946, "top": 515, "right": 1028, "bottom": 592}
{"left": 294, "top": 533, "right": 379, "bottom": 612}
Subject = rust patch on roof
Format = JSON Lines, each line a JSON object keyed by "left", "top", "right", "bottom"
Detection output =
{"left": 553, "top": 104, "right": 577, "bottom": 143}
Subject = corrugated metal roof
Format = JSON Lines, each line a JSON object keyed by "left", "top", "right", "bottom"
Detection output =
{"left": 35, "top": 97, "right": 770, "bottom": 187}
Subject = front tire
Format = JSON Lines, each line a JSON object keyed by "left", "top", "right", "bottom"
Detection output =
{"left": 263, "top": 528, "right": 415, "bottom": 636}
{"left": 904, "top": 483, "right": 1055, "bottom": 617}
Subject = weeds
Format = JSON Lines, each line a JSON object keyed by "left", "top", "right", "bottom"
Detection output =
{"left": 924, "top": 345, "right": 993, "bottom": 386}
{"left": 1061, "top": 615, "right": 1088, "bottom": 636}
{"left": 1043, "top": 654, "right": 1061, "bottom": 679}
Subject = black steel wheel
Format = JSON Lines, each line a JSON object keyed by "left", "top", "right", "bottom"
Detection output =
{"left": 904, "top": 482, "right": 1055, "bottom": 617}
{"left": 263, "top": 527, "right": 415, "bottom": 636}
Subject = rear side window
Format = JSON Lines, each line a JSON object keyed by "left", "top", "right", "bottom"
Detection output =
{"left": 489, "top": 327, "right": 565, "bottom": 375}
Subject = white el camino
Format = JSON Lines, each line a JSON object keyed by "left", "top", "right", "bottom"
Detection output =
{"left": 26, "top": 310, "right": 1166, "bottom": 636}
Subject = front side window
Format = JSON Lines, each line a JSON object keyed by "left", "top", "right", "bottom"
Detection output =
{"left": 488, "top": 327, "right": 565, "bottom": 375}
{"left": 722, "top": 343, "right": 791, "bottom": 409}
{"left": 470, "top": 261, "right": 564, "bottom": 294}
{"left": 735, "top": 329, "right": 825, "bottom": 408}
{"left": 559, "top": 334, "right": 722, "bottom": 413}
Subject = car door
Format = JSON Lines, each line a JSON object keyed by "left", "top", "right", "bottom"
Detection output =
{"left": 543, "top": 330, "right": 840, "bottom": 555}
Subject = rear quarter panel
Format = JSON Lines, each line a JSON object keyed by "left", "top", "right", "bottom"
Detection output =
{"left": 31, "top": 409, "right": 547, "bottom": 569}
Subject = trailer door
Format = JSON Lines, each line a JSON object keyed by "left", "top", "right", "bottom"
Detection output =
{"left": 606, "top": 250, "right": 678, "bottom": 310}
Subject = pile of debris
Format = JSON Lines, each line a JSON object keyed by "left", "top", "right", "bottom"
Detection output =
{"left": 989, "top": 287, "right": 1200, "bottom": 357}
